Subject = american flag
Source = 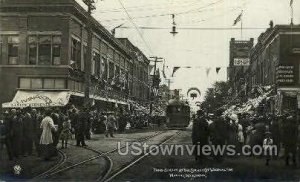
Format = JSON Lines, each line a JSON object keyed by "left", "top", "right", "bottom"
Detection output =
{"left": 233, "top": 11, "right": 243, "bottom": 26}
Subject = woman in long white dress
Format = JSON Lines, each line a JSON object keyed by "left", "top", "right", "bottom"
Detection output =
{"left": 40, "top": 109, "right": 57, "bottom": 160}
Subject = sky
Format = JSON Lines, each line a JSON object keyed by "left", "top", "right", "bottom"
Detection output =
{"left": 76, "top": 0, "right": 300, "bottom": 104}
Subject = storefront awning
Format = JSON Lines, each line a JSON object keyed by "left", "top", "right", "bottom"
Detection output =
{"left": 2, "top": 91, "right": 71, "bottom": 108}
{"left": 70, "top": 92, "right": 129, "bottom": 106}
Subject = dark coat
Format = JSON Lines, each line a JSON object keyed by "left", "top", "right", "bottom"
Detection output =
{"left": 192, "top": 117, "right": 209, "bottom": 145}
{"left": 23, "top": 112, "right": 34, "bottom": 139}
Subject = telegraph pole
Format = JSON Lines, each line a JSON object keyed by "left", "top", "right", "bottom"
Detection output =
{"left": 149, "top": 56, "right": 163, "bottom": 115}
{"left": 83, "top": 0, "right": 95, "bottom": 107}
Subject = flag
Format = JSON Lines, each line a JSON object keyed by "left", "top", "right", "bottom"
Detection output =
{"left": 205, "top": 67, "right": 211, "bottom": 77}
{"left": 290, "top": 0, "right": 293, "bottom": 6}
{"left": 216, "top": 67, "right": 221, "bottom": 74}
{"left": 172, "top": 67, "right": 180, "bottom": 77}
{"left": 233, "top": 11, "right": 243, "bottom": 26}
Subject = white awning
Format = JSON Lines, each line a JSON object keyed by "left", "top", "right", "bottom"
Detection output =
{"left": 70, "top": 92, "right": 129, "bottom": 106}
{"left": 2, "top": 91, "right": 71, "bottom": 108}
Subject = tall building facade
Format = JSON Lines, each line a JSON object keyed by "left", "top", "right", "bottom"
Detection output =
{"left": 0, "top": 0, "right": 151, "bottom": 110}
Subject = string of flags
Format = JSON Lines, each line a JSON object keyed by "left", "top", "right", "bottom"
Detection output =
{"left": 168, "top": 66, "right": 225, "bottom": 78}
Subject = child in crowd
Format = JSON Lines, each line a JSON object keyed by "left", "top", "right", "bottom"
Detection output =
{"left": 263, "top": 131, "right": 273, "bottom": 166}
{"left": 60, "top": 119, "right": 72, "bottom": 149}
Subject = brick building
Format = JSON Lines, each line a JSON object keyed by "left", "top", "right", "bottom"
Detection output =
{"left": 229, "top": 22, "right": 300, "bottom": 113}
{"left": 227, "top": 38, "right": 254, "bottom": 101}
{"left": 0, "top": 0, "right": 151, "bottom": 110}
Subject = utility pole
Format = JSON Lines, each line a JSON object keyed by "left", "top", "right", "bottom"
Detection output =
{"left": 83, "top": 0, "right": 95, "bottom": 107}
{"left": 149, "top": 56, "right": 163, "bottom": 115}
{"left": 165, "top": 78, "right": 172, "bottom": 100}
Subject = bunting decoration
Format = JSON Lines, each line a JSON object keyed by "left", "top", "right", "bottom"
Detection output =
{"left": 172, "top": 67, "right": 180, "bottom": 77}
{"left": 206, "top": 67, "right": 211, "bottom": 77}
{"left": 216, "top": 67, "right": 221, "bottom": 74}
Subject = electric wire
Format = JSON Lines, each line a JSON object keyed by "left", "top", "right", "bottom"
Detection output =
{"left": 117, "top": 0, "right": 153, "bottom": 55}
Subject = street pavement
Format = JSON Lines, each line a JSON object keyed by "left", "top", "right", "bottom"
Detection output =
{"left": 0, "top": 128, "right": 175, "bottom": 181}
{"left": 2, "top": 129, "right": 300, "bottom": 181}
{"left": 114, "top": 130, "right": 300, "bottom": 181}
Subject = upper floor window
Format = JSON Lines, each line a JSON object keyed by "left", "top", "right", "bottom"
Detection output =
{"left": 71, "top": 37, "right": 81, "bottom": 69}
{"left": 28, "top": 35, "right": 61, "bottom": 65}
{"left": 8, "top": 36, "right": 19, "bottom": 65}
{"left": 92, "top": 51, "right": 100, "bottom": 76}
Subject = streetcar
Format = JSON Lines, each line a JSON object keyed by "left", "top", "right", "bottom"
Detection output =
{"left": 166, "top": 99, "right": 190, "bottom": 128}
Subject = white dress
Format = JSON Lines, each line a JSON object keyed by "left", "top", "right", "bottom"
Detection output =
{"left": 40, "top": 116, "right": 56, "bottom": 145}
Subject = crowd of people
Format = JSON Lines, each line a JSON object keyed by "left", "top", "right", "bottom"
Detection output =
{"left": 0, "top": 105, "right": 155, "bottom": 161}
{"left": 192, "top": 109, "right": 300, "bottom": 166}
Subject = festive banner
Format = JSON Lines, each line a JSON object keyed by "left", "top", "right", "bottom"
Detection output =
{"left": 172, "top": 66, "right": 180, "bottom": 77}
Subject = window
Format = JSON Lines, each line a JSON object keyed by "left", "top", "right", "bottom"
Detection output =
{"left": 28, "top": 35, "right": 61, "bottom": 65}
{"left": 8, "top": 36, "right": 19, "bottom": 65}
{"left": 31, "top": 78, "right": 43, "bottom": 89}
{"left": 0, "top": 36, "right": 2, "bottom": 63}
{"left": 19, "top": 78, "right": 66, "bottom": 89}
{"left": 82, "top": 45, "right": 87, "bottom": 71}
{"left": 109, "top": 62, "right": 114, "bottom": 79}
{"left": 71, "top": 37, "right": 81, "bottom": 69}
{"left": 55, "top": 79, "right": 65, "bottom": 89}
{"left": 44, "top": 79, "right": 55, "bottom": 89}
{"left": 28, "top": 36, "right": 38, "bottom": 65}
{"left": 19, "top": 78, "right": 31, "bottom": 89}
{"left": 92, "top": 51, "right": 100, "bottom": 76}
{"left": 101, "top": 56, "right": 108, "bottom": 80}
{"left": 52, "top": 36, "right": 61, "bottom": 65}
{"left": 38, "top": 36, "right": 51, "bottom": 65}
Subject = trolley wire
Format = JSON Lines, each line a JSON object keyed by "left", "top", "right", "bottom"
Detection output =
{"left": 100, "top": 0, "right": 225, "bottom": 22}
{"left": 117, "top": 0, "right": 153, "bottom": 55}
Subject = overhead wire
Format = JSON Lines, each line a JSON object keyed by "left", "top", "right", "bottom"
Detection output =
{"left": 100, "top": 0, "right": 225, "bottom": 22}
{"left": 97, "top": 0, "right": 201, "bottom": 14}
{"left": 117, "top": 0, "right": 153, "bottom": 55}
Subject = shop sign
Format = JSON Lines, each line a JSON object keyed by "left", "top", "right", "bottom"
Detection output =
{"left": 276, "top": 65, "right": 295, "bottom": 84}
{"left": 234, "top": 58, "right": 250, "bottom": 66}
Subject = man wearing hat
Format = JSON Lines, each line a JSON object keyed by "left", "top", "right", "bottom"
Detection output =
{"left": 76, "top": 107, "right": 88, "bottom": 146}
{"left": 192, "top": 109, "right": 209, "bottom": 162}
{"left": 106, "top": 112, "right": 117, "bottom": 138}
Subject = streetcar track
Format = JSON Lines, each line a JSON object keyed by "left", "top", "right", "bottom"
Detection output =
{"left": 102, "top": 131, "right": 181, "bottom": 182}
{"left": 33, "top": 130, "right": 167, "bottom": 180}
{"left": 31, "top": 149, "right": 67, "bottom": 180}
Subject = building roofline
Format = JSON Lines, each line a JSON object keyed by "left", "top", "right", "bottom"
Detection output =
{"left": 0, "top": 0, "right": 131, "bottom": 58}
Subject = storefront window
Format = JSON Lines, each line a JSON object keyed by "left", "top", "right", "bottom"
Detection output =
{"left": 19, "top": 78, "right": 31, "bottom": 89}
{"left": 31, "top": 78, "right": 43, "bottom": 89}
{"left": 38, "top": 36, "right": 51, "bottom": 65}
{"left": 55, "top": 79, "right": 65, "bottom": 89}
{"left": 44, "top": 79, "right": 55, "bottom": 89}
{"left": 19, "top": 77, "right": 66, "bottom": 89}
{"left": 8, "top": 36, "right": 19, "bottom": 65}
